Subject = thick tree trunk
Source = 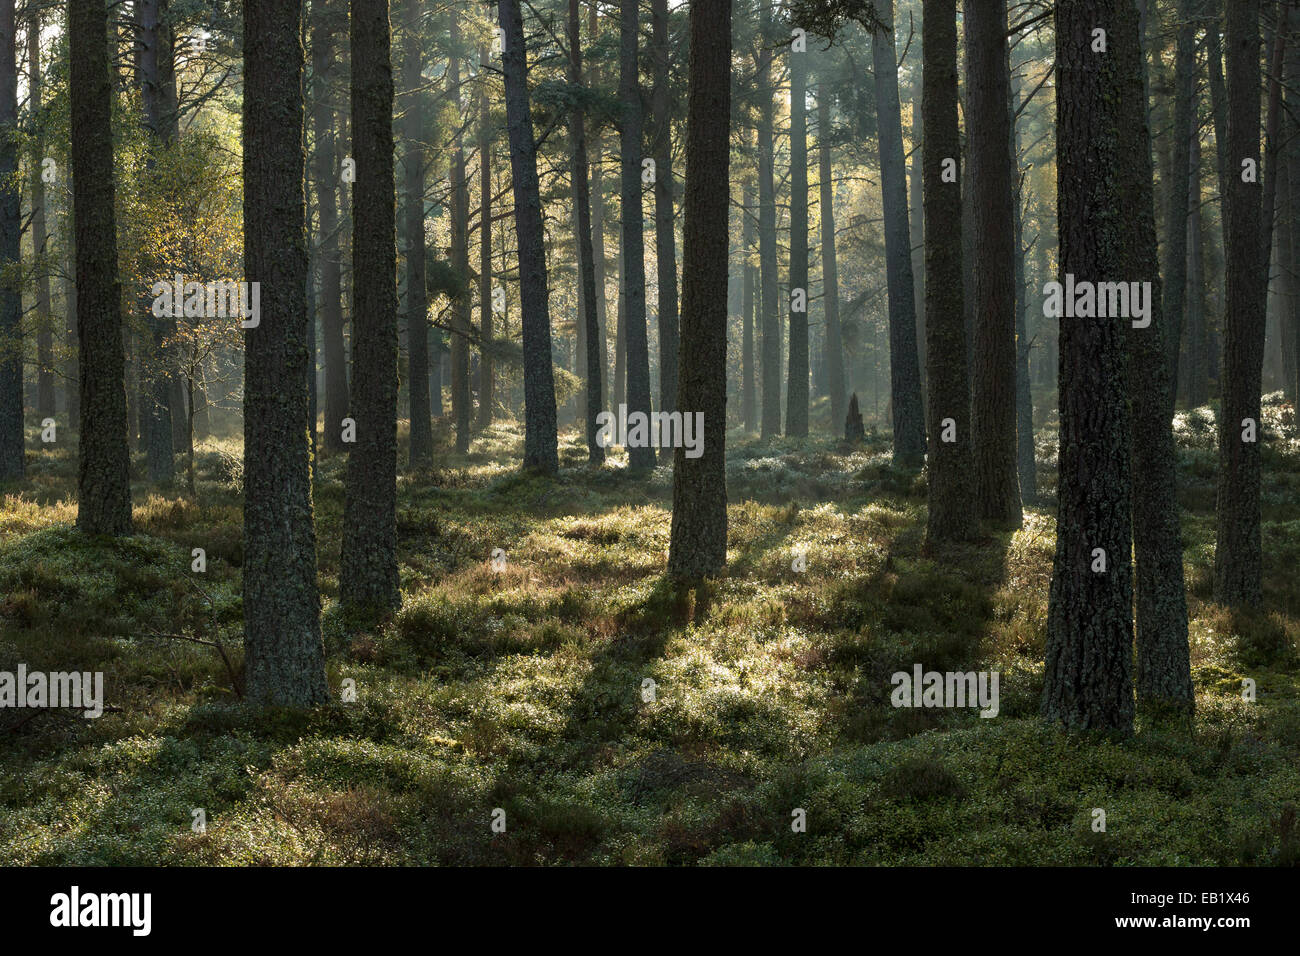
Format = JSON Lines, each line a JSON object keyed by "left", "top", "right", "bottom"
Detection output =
{"left": 1127, "top": 0, "right": 1195, "bottom": 715}
{"left": 569, "top": 0, "right": 603, "bottom": 462}
{"left": 64, "top": 235, "right": 79, "bottom": 430}
{"left": 1041, "top": 0, "right": 1137, "bottom": 733}
{"left": 786, "top": 36, "right": 809, "bottom": 437}
{"left": 341, "top": 0, "right": 401, "bottom": 612}
{"left": 819, "top": 91, "right": 846, "bottom": 434}
{"left": 498, "top": 0, "right": 558, "bottom": 473}
{"left": 965, "top": 0, "right": 1020, "bottom": 522}
{"left": 241, "top": 0, "right": 328, "bottom": 703}
{"left": 402, "top": 0, "right": 432, "bottom": 466}
{"left": 922, "top": 0, "right": 976, "bottom": 545}
{"left": 651, "top": 0, "right": 678, "bottom": 459}
{"left": 619, "top": 0, "right": 654, "bottom": 470}
{"left": 667, "top": 0, "right": 730, "bottom": 579}
{"left": 872, "top": 0, "right": 926, "bottom": 467}
{"left": 1214, "top": 0, "right": 1266, "bottom": 607}
{"left": 69, "top": 0, "right": 131, "bottom": 528}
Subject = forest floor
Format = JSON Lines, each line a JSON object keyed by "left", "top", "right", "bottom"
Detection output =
{"left": 1, "top": 396, "right": 1298, "bottom": 865}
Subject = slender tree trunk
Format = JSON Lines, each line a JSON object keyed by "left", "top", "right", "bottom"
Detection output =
{"left": 341, "top": 0, "right": 401, "bottom": 612}
{"left": 1041, "top": 0, "right": 1137, "bottom": 733}
{"left": 651, "top": 0, "right": 678, "bottom": 459}
{"left": 499, "top": 0, "right": 558, "bottom": 473}
{"left": 742, "top": 177, "right": 756, "bottom": 432}
{"left": 1214, "top": 0, "right": 1266, "bottom": 607}
{"left": 922, "top": 0, "right": 976, "bottom": 545}
{"left": 68, "top": 0, "right": 131, "bottom": 528}
{"left": 30, "top": 11, "right": 54, "bottom": 422}
{"left": 758, "top": 1, "right": 780, "bottom": 437}
{"left": 619, "top": 0, "right": 654, "bottom": 469}
{"left": 667, "top": 0, "right": 730, "bottom": 579}
{"left": 910, "top": 60, "right": 925, "bottom": 395}
{"left": 477, "top": 46, "right": 495, "bottom": 429}
{"left": 312, "top": 11, "right": 348, "bottom": 452}
{"left": 1161, "top": 0, "right": 1198, "bottom": 400}
{"left": 819, "top": 91, "right": 845, "bottom": 434}
{"left": 569, "top": 0, "right": 603, "bottom": 463}
{"left": 1184, "top": 91, "right": 1210, "bottom": 406}
{"left": 786, "top": 34, "right": 810, "bottom": 437}
{"left": 965, "top": 0, "right": 1020, "bottom": 522}
{"left": 449, "top": 18, "right": 471, "bottom": 454}
{"left": 64, "top": 233, "right": 79, "bottom": 430}
{"left": 1010, "top": 51, "right": 1036, "bottom": 505}
{"left": 0, "top": 0, "right": 22, "bottom": 479}
{"left": 872, "top": 0, "right": 926, "bottom": 467}
{"left": 242, "top": 0, "right": 327, "bottom": 704}
{"left": 402, "top": 0, "right": 432, "bottom": 466}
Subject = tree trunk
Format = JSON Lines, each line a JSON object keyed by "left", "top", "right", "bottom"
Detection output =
{"left": 1010, "top": 50, "right": 1036, "bottom": 505}
{"left": 651, "top": 0, "right": 678, "bottom": 459}
{"left": 757, "top": 1, "right": 780, "bottom": 437}
{"left": 922, "top": 0, "right": 976, "bottom": 545}
{"left": 965, "top": 0, "right": 1020, "bottom": 522}
{"left": 30, "top": 11, "right": 54, "bottom": 422}
{"left": 1214, "top": 0, "right": 1266, "bottom": 607}
{"left": 449, "top": 23, "right": 471, "bottom": 454}
{"left": 1161, "top": 0, "right": 1198, "bottom": 400}
{"left": 786, "top": 34, "right": 810, "bottom": 437}
{"left": 477, "top": 46, "right": 495, "bottom": 429}
{"left": 742, "top": 177, "right": 756, "bottom": 432}
{"left": 667, "top": 0, "right": 730, "bottom": 579}
{"left": 69, "top": 0, "right": 131, "bottom": 528}
{"left": 619, "top": 0, "right": 654, "bottom": 470}
{"left": 341, "top": 0, "right": 401, "bottom": 612}
{"left": 241, "top": 0, "right": 328, "bottom": 703}
{"left": 872, "top": 0, "right": 926, "bottom": 467}
{"left": 819, "top": 90, "right": 846, "bottom": 435}
{"left": 402, "top": 0, "right": 432, "bottom": 466}
{"left": 0, "top": 0, "right": 22, "bottom": 479}
{"left": 569, "top": 0, "right": 603, "bottom": 463}
{"left": 1041, "top": 0, "right": 1137, "bottom": 733}
{"left": 1126, "top": 0, "right": 1196, "bottom": 715}
{"left": 1184, "top": 89, "right": 1210, "bottom": 407}
{"left": 499, "top": 0, "right": 558, "bottom": 473}
{"left": 312, "top": 9, "right": 349, "bottom": 452}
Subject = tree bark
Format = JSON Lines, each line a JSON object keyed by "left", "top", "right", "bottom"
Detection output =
{"left": 786, "top": 33, "right": 809, "bottom": 437}
{"left": 1214, "top": 0, "right": 1266, "bottom": 607}
{"left": 341, "top": 0, "right": 401, "bottom": 612}
{"left": 757, "top": 0, "right": 781, "bottom": 437}
{"left": 69, "top": 0, "right": 131, "bottom": 528}
{"left": 402, "top": 0, "right": 432, "bottom": 466}
{"left": 922, "top": 0, "right": 976, "bottom": 545}
{"left": 651, "top": 0, "right": 678, "bottom": 459}
{"left": 30, "top": 11, "right": 54, "bottom": 422}
{"left": 569, "top": 0, "right": 603, "bottom": 462}
{"left": 242, "top": 0, "right": 328, "bottom": 703}
{"left": 667, "top": 0, "right": 730, "bottom": 579}
{"left": 742, "top": 177, "right": 757, "bottom": 432}
{"left": 619, "top": 0, "right": 654, "bottom": 470}
{"left": 872, "top": 0, "right": 926, "bottom": 467}
{"left": 0, "top": 0, "right": 21, "bottom": 479}
{"left": 498, "top": 0, "right": 559, "bottom": 473}
{"left": 819, "top": 90, "right": 846, "bottom": 434}
{"left": 477, "top": 45, "right": 495, "bottom": 429}
{"left": 965, "top": 0, "right": 1021, "bottom": 522}
{"left": 1041, "top": 0, "right": 1137, "bottom": 733}
{"left": 449, "top": 21, "right": 471, "bottom": 454}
